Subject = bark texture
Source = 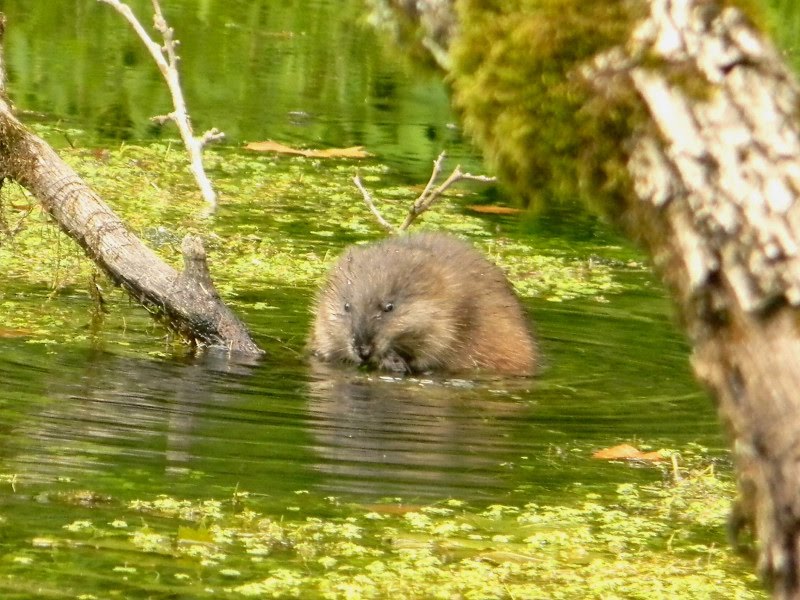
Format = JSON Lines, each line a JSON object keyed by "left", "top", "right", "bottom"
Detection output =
{"left": 379, "top": 0, "right": 800, "bottom": 595}
{"left": 0, "top": 54, "right": 262, "bottom": 355}
{"left": 587, "top": 2, "right": 800, "bottom": 595}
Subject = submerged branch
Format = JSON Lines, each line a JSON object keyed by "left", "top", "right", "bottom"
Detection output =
{"left": 0, "top": 13, "right": 262, "bottom": 355}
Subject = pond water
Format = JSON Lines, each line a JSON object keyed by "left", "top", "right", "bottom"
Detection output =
{"left": 0, "top": 274, "right": 716, "bottom": 504}
{"left": 0, "top": 0, "right": 774, "bottom": 598}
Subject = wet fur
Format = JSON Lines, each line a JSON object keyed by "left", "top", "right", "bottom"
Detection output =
{"left": 309, "top": 233, "right": 538, "bottom": 375}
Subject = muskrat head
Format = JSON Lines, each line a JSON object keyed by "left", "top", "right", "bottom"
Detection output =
{"left": 345, "top": 295, "right": 411, "bottom": 372}
{"left": 312, "top": 243, "right": 461, "bottom": 373}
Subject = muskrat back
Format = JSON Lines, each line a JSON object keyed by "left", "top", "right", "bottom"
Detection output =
{"left": 309, "top": 233, "right": 538, "bottom": 375}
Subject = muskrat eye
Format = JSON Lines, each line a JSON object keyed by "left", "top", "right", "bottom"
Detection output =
{"left": 343, "top": 302, "right": 351, "bottom": 313}
{"left": 383, "top": 302, "right": 394, "bottom": 313}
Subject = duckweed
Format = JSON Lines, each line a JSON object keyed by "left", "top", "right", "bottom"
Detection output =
{"left": 0, "top": 447, "right": 764, "bottom": 599}
{"left": 0, "top": 130, "right": 640, "bottom": 348}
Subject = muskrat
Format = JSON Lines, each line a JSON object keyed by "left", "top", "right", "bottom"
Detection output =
{"left": 309, "top": 232, "right": 538, "bottom": 375}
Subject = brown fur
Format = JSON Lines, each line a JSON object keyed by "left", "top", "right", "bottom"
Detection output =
{"left": 309, "top": 233, "right": 538, "bottom": 375}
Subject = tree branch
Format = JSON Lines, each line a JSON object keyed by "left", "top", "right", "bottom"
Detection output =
{"left": 0, "top": 14, "right": 261, "bottom": 355}
{"left": 353, "top": 173, "right": 397, "bottom": 234}
{"left": 399, "top": 152, "right": 496, "bottom": 230}
{"left": 354, "top": 151, "right": 496, "bottom": 233}
{"left": 98, "top": 0, "right": 222, "bottom": 210}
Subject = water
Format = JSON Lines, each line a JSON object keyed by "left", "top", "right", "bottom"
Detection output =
{"left": 0, "top": 0, "right": 473, "bottom": 178}
{"left": 0, "top": 275, "right": 717, "bottom": 503}
{"left": 0, "top": 0, "right": 760, "bottom": 597}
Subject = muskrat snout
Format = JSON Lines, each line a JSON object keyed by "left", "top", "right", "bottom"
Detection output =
{"left": 354, "top": 341, "right": 374, "bottom": 362}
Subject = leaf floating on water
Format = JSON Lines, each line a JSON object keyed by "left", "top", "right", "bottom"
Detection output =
{"left": 592, "top": 443, "right": 640, "bottom": 459}
{"left": 312, "top": 146, "right": 372, "bottom": 159}
{"left": 466, "top": 205, "right": 523, "bottom": 215}
{"left": 592, "top": 443, "right": 666, "bottom": 462}
{"left": 637, "top": 450, "right": 666, "bottom": 461}
{"left": 362, "top": 503, "right": 426, "bottom": 516}
{"left": 0, "top": 327, "right": 33, "bottom": 338}
{"left": 244, "top": 140, "right": 371, "bottom": 159}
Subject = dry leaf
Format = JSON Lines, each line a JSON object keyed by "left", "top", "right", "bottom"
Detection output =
{"left": 0, "top": 327, "right": 32, "bottom": 338}
{"left": 592, "top": 443, "right": 665, "bottom": 462}
{"left": 245, "top": 140, "right": 370, "bottom": 159}
{"left": 637, "top": 450, "right": 666, "bottom": 461}
{"left": 313, "top": 146, "right": 371, "bottom": 159}
{"left": 466, "top": 205, "right": 523, "bottom": 215}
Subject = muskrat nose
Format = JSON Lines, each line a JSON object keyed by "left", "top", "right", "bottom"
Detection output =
{"left": 355, "top": 343, "right": 373, "bottom": 361}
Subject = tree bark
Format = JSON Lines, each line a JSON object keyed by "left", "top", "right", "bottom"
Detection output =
{"left": 378, "top": 0, "right": 800, "bottom": 596}
{"left": 0, "top": 17, "right": 262, "bottom": 356}
{"left": 585, "top": 3, "right": 800, "bottom": 595}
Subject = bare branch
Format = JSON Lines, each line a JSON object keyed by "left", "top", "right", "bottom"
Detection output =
{"left": 200, "top": 127, "right": 226, "bottom": 145}
{"left": 98, "top": 0, "right": 223, "bottom": 209}
{"left": 353, "top": 174, "right": 397, "bottom": 234}
{"left": 151, "top": 0, "right": 179, "bottom": 68}
{"left": 150, "top": 113, "right": 172, "bottom": 125}
{"left": 0, "top": 13, "right": 258, "bottom": 352}
{"left": 418, "top": 150, "right": 447, "bottom": 207}
{"left": 353, "top": 151, "right": 496, "bottom": 233}
{"left": 0, "top": 108, "right": 261, "bottom": 353}
{"left": 398, "top": 153, "right": 496, "bottom": 231}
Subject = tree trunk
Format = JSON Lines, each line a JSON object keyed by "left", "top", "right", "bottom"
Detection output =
{"left": 0, "top": 15, "right": 262, "bottom": 356}
{"left": 376, "top": 0, "right": 800, "bottom": 596}
{"left": 586, "top": 3, "right": 800, "bottom": 595}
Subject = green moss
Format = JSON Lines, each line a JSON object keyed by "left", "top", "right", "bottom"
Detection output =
{"left": 449, "top": 0, "right": 775, "bottom": 219}
{"left": 450, "top": 0, "right": 645, "bottom": 215}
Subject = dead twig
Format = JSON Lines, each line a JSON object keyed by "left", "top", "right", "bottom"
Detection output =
{"left": 399, "top": 152, "right": 495, "bottom": 231}
{"left": 98, "top": 0, "right": 223, "bottom": 210}
{"left": 352, "top": 174, "right": 396, "bottom": 234}
{"left": 353, "top": 151, "right": 496, "bottom": 234}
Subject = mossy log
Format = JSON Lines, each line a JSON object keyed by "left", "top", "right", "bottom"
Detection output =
{"left": 0, "top": 15, "right": 262, "bottom": 356}
{"left": 377, "top": 0, "right": 800, "bottom": 596}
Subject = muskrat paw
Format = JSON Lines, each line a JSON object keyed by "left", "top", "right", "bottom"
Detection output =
{"left": 379, "top": 350, "right": 410, "bottom": 373}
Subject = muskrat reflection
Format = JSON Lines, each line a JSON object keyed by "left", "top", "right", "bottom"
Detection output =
{"left": 306, "top": 364, "right": 532, "bottom": 498}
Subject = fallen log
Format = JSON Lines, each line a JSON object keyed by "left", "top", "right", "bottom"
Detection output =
{"left": 0, "top": 14, "right": 262, "bottom": 356}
